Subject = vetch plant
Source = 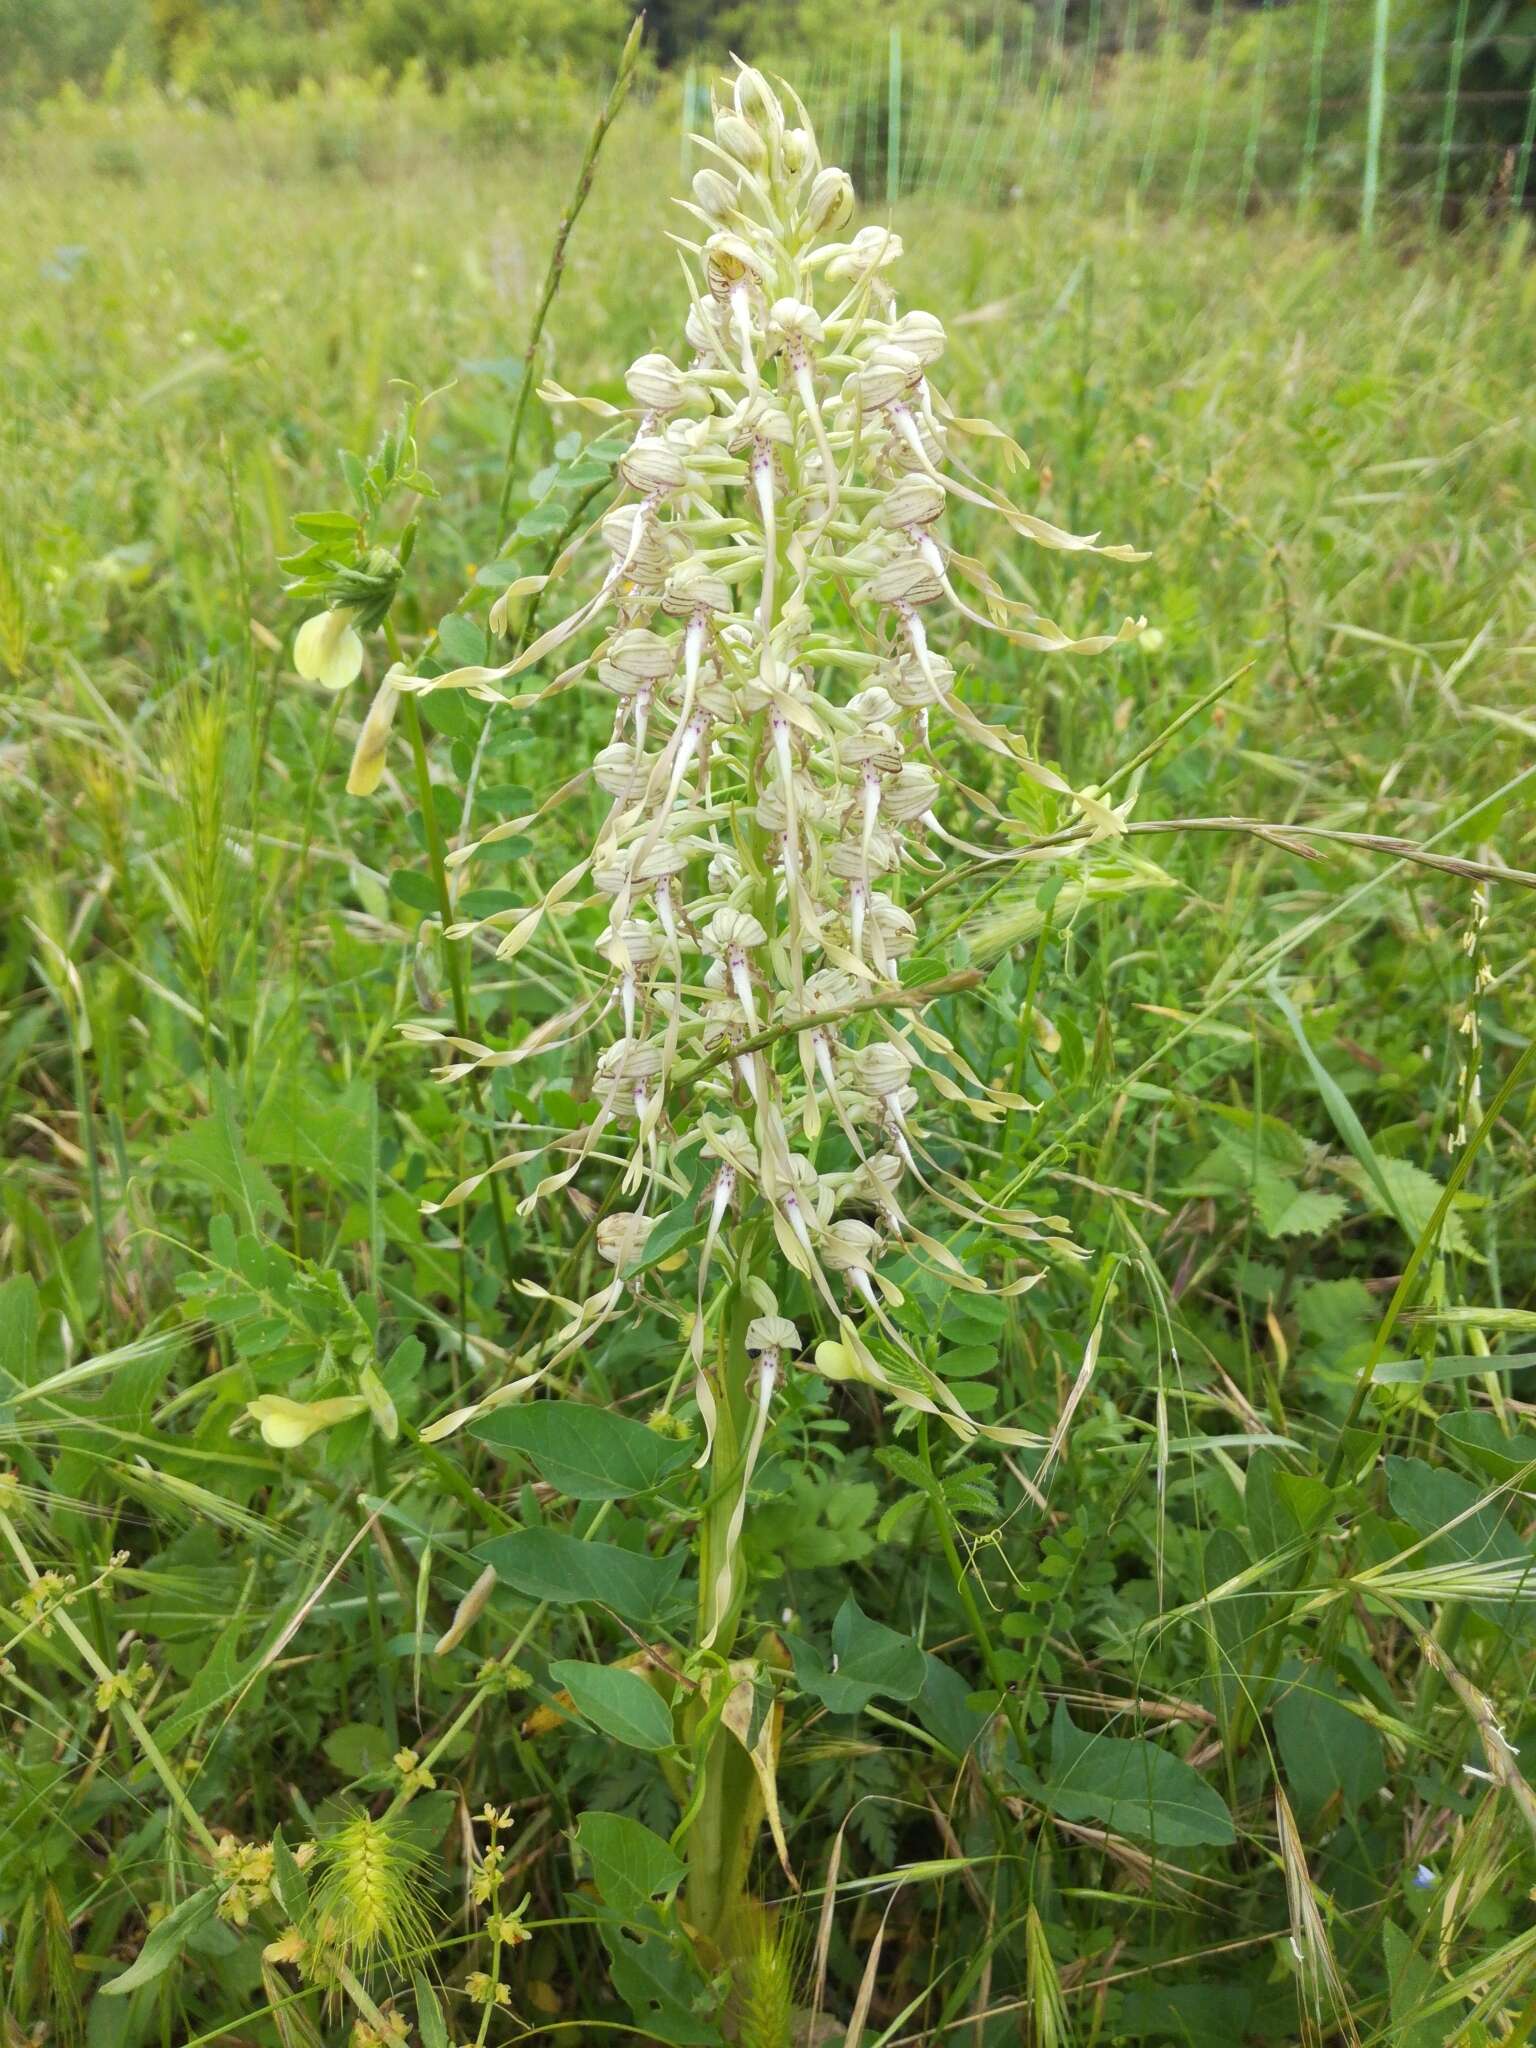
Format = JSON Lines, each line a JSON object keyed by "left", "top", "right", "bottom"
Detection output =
{"left": 383, "top": 61, "right": 1148, "bottom": 1986}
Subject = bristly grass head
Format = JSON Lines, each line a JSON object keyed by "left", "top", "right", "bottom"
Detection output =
{"left": 310, "top": 1810, "right": 436, "bottom": 1978}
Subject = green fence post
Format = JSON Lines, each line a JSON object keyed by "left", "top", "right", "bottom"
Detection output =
{"left": 1182, "top": 0, "right": 1224, "bottom": 214}
{"left": 1431, "top": 0, "right": 1471, "bottom": 230}
{"left": 680, "top": 61, "right": 696, "bottom": 178}
{"left": 1517, "top": 68, "right": 1536, "bottom": 212}
{"left": 887, "top": 25, "right": 902, "bottom": 208}
{"left": 1298, "top": 0, "right": 1330, "bottom": 217}
{"left": 1236, "top": 0, "right": 1272, "bottom": 217}
{"left": 1361, "top": 0, "right": 1391, "bottom": 240}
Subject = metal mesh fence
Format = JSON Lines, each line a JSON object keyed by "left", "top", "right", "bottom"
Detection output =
{"left": 679, "top": 3, "right": 1536, "bottom": 236}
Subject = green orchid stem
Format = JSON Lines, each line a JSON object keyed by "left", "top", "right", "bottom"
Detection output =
{"left": 388, "top": 621, "right": 517, "bottom": 1287}
{"left": 683, "top": 1275, "right": 762, "bottom": 1970}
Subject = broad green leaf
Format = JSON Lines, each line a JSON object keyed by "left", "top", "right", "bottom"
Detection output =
{"left": 1044, "top": 1704, "right": 1235, "bottom": 1848}
{"left": 471, "top": 1402, "right": 690, "bottom": 1500}
{"left": 574, "top": 1812, "right": 685, "bottom": 1923}
{"left": 437, "top": 611, "right": 488, "bottom": 667}
{"left": 322, "top": 1721, "right": 394, "bottom": 1778}
{"left": 1246, "top": 1451, "right": 1335, "bottom": 1557}
{"left": 1383, "top": 1922, "right": 1443, "bottom": 2048}
{"left": 1255, "top": 1184, "right": 1348, "bottom": 1240}
{"left": 101, "top": 1886, "right": 218, "bottom": 1995}
{"left": 1386, "top": 1455, "right": 1532, "bottom": 1623}
{"left": 476, "top": 1529, "right": 686, "bottom": 1623}
{"left": 548, "top": 1660, "right": 674, "bottom": 1750}
{"left": 159, "top": 1071, "right": 281, "bottom": 1224}
{"left": 1437, "top": 1411, "right": 1536, "bottom": 1482}
{"left": 1273, "top": 1661, "right": 1384, "bottom": 1823}
{"left": 389, "top": 868, "right": 441, "bottom": 915}
{"left": 788, "top": 1595, "right": 926, "bottom": 1714}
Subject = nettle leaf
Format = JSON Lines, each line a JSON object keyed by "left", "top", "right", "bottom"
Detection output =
{"left": 476, "top": 1529, "right": 686, "bottom": 1623}
{"left": 789, "top": 1595, "right": 925, "bottom": 1714}
{"left": 1255, "top": 1184, "right": 1348, "bottom": 1241}
{"left": 1044, "top": 1704, "right": 1235, "bottom": 1848}
{"left": 547, "top": 1660, "right": 674, "bottom": 1750}
{"left": 101, "top": 1886, "right": 219, "bottom": 1995}
{"left": 1338, "top": 1155, "right": 1475, "bottom": 1256}
{"left": 159, "top": 1071, "right": 282, "bottom": 1224}
{"left": 471, "top": 1402, "right": 690, "bottom": 1500}
{"left": 574, "top": 1812, "right": 685, "bottom": 1923}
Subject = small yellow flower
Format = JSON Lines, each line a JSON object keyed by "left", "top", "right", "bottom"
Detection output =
{"left": 346, "top": 667, "right": 403, "bottom": 797}
{"left": 294, "top": 606, "right": 365, "bottom": 691}
{"left": 465, "top": 1971, "right": 510, "bottom": 2007}
{"left": 262, "top": 1927, "right": 308, "bottom": 1966}
{"left": 393, "top": 1747, "right": 437, "bottom": 1793}
{"left": 246, "top": 1394, "right": 369, "bottom": 1448}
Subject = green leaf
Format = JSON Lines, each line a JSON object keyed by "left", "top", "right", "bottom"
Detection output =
{"left": 471, "top": 1402, "right": 690, "bottom": 1500}
{"left": 475, "top": 1529, "right": 686, "bottom": 1623}
{"left": 470, "top": 833, "right": 534, "bottom": 863}
{"left": 0, "top": 1273, "right": 41, "bottom": 1389}
{"left": 159, "top": 1071, "right": 281, "bottom": 1224}
{"left": 291, "top": 510, "right": 359, "bottom": 541}
{"left": 1273, "top": 1661, "right": 1384, "bottom": 1823}
{"left": 389, "top": 868, "right": 441, "bottom": 915}
{"left": 788, "top": 1595, "right": 926, "bottom": 1714}
{"left": 271, "top": 1828, "right": 312, "bottom": 1925}
{"left": 322, "top": 1721, "right": 395, "bottom": 1778}
{"left": 574, "top": 1812, "right": 685, "bottom": 1923}
{"left": 101, "top": 1886, "right": 218, "bottom": 1995}
{"left": 1255, "top": 1184, "right": 1348, "bottom": 1240}
{"left": 1268, "top": 976, "right": 1416, "bottom": 1237}
{"left": 1339, "top": 1155, "right": 1474, "bottom": 1256}
{"left": 547, "top": 1660, "right": 674, "bottom": 1749}
{"left": 437, "top": 611, "right": 488, "bottom": 667}
{"left": 413, "top": 1975, "right": 450, "bottom": 2048}
{"left": 1246, "top": 1451, "right": 1335, "bottom": 1556}
{"left": 1437, "top": 1411, "right": 1536, "bottom": 1483}
{"left": 1044, "top": 1704, "right": 1235, "bottom": 1848}
{"left": 1383, "top": 1922, "right": 1443, "bottom": 2048}
{"left": 1385, "top": 1455, "right": 1532, "bottom": 1622}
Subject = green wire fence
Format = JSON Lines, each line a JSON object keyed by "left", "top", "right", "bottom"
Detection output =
{"left": 680, "top": 2, "right": 1536, "bottom": 238}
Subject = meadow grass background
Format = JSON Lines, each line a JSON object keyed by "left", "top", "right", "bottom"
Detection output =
{"left": 3, "top": 66, "right": 1536, "bottom": 2048}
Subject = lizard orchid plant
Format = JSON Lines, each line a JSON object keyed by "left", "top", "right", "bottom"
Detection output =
{"left": 376, "top": 57, "right": 1144, "bottom": 1972}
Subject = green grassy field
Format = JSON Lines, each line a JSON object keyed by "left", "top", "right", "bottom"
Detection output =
{"left": 3, "top": 74, "right": 1536, "bottom": 2048}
